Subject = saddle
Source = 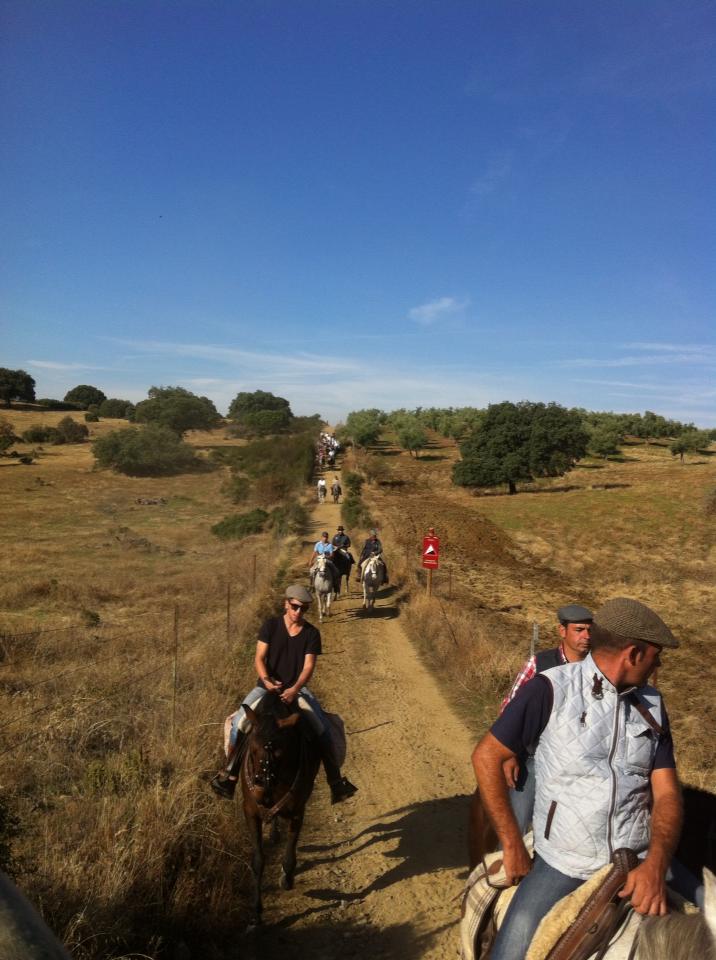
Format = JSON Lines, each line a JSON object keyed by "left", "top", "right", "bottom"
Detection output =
{"left": 531, "top": 848, "right": 639, "bottom": 960}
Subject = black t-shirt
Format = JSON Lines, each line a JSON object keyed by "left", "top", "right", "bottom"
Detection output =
{"left": 491, "top": 674, "right": 675, "bottom": 770}
{"left": 257, "top": 616, "right": 322, "bottom": 688}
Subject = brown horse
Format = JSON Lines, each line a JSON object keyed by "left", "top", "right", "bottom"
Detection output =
{"left": 241, "top": 694, "right": 321, "bottom": 926}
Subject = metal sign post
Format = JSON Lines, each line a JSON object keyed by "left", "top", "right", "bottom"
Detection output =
{"left": 422, "top": 527, "right": 440, "bottom": 597}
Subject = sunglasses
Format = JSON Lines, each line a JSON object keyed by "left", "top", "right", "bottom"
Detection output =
{"left": 288, "top": 601, "right": 308, "bottom": 612}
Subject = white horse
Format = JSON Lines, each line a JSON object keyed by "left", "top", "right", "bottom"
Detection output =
{"left": 312, "top": 556, "right": 334, "bottom": 622}
{"left": 361, "top": 554, "right": 385, "bottom": 611}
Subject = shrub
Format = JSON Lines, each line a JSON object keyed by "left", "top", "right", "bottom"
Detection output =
{"left": 22, "top": 425, "right": 60, "bottom": 444}
{"left": 85, "top": 412, "right": 100, "bottom": 422}
{"left": 344, "top": 471, "right": 364, "bottom": 496}
{"left": 269, "top": 502, "right": 309, "bottom": 536}
{"left": 56, "top": 416, "right": 89, "bottom": 443}
{"left": 0, "top": 417, "right": 17, "bottom": 452}
{"left": 341, "top": 495, "right": 372, "bottom": 530}
{"left": 92, "top": 424, "right": 202, "bottom": 476}
{"left": 222, "top": 475, "right": 251, "bottom": 503}
{"left": 36, "top": 398, "right": 84, "bottom": 411}
{"left": 211, "top": 509, "right": 269, "bottom": 540}
{"left": 99, "top": 398, "right": 135, "bottom": 419}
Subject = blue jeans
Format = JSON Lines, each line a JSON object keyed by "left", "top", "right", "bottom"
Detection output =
{"left": 229, "top": 685, "right": 328, "bottom": 748}
{"left": 509, "top": 755, "right": 536, "bottom": 836}
{"left": 490, "top": 855, "right": 585, "bottom": 960}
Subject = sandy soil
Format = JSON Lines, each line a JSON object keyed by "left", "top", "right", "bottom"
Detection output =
{"left": 240, "top": 473, "right": 476, "bottom": 960}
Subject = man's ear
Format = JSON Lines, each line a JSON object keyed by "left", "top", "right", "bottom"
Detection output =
{"left": 558, "top": 624, "right": 567, "bottom": 641}
{"left": 626, "top": 644, "right": 643, "bottom": 666}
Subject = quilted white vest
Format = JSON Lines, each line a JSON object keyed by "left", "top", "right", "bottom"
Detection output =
{"left": 533, "top": 653, "right": 663, "bottom": 879}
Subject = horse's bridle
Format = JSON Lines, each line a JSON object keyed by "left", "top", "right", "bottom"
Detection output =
{"left": 244, "top": 731, "right": 307, "bottom": 823}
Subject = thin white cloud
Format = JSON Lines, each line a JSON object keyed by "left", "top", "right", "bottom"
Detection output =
{"left": 565, "top": 342, "right": 716, "bottom": 369}
{"left": 104, "top": 337, "right": 361, "bottom": 376}
{"left": 407, "top": 296, "right": 470, "bottom": 327}
{"left": 28, "top": 359, "right": 111, "bottom": 371}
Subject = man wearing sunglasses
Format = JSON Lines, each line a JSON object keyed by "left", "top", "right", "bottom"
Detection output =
{"left": 210, "top": 583, "right": 358, "bottom": 804}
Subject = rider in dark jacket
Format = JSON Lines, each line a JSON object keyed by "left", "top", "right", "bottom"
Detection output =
{"left": 357, "top": 530, "right": 388, "bottom": 584}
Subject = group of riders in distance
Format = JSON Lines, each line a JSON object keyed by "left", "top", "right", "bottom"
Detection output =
{"left": 205, "top": 438, "right": 713, "bottom": 955}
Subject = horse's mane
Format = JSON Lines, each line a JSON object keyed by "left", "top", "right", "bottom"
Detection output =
{"left": 638, "top": 911, "right": 716, "bottom": 960}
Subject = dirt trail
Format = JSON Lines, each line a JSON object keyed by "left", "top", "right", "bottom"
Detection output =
{"left": 245, "top": 470, "right": 476, "bottom": 959}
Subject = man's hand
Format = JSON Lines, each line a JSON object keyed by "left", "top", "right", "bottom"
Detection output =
{"left": 280, "top": 685, "right": 298, "bottom": 705}
{"left": 502, "top": 756, "right": 521, "bottom": 789}
{"left": 263, "top": 678, "right": 283, "bottom": 693}
{"left": 501, "top": 838, "right": 533, "bottom": 885}
{"left": 618, "top": 859, "right": 668, "bottom": 915}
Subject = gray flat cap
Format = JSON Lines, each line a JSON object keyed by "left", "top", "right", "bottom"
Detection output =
{"left": 594, "top": 597, "right": 678, "bottom": 649}
{"left": 557, "top": 604, "right": 594, "bottom": 624}
{"left": 285, "top": 584, "right": 312, "bottom": 604}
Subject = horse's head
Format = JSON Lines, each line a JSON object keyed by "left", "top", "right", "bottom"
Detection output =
{"left": 243, "top": 697, "right": 302, "bottom": 807}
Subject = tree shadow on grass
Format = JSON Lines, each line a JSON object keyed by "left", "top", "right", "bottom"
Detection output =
{"left": 416, "top": 454, "right": 448, "bottom": 462}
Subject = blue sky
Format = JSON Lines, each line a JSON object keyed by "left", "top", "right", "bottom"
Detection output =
{"left": 2, "top": 0, "right": 714, "bottom": 425}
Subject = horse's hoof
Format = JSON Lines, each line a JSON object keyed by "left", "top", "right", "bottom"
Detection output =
{"left": 280, "top": 869, "right": 294, "bottom": 890}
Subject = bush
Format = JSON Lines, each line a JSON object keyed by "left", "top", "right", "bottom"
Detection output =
{"left": 341, "top": 495, "right": 372, "bottom": 530}
{"left": 269, "top": 502, "right": 309, "bottom": 536}
{"left": 85, "top": 412, "right": 100, "bottom": 422}
{"left": 92, "top": 424, "right": 202, "bottom": 476}
{"left": 222, "top": 475, "right": 251, "bottom": 504}
{"left": 99, "top": 398, "right": 135, "bottom": 419}
{"left": 344, "top": 471, "right": 364, "bottom": 496}
{"left": 37, "top": 398, "right": 84, "bottom": 411}
{"left": 56, "top": 416, "right": 90, "bottom": 443}
{"left": 0, "top": 417, "right": 17, "bottom": 452}
{"left": 211, "top": 509, "right": 269, "bottom": 540}
{"left": 22, "top": 425, "right": 60, "bottom": 444}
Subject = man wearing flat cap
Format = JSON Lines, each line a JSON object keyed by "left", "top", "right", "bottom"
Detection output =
{"left": 473, "top": 598, "right": 685, "bottom": 959}
{"left": 498, "top": 604, "right": 593, "bottom": 834}
{"left": 211, "top": 583, "right": 357, "bottom": 805}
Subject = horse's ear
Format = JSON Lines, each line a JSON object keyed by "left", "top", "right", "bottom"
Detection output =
{"left": 243, "top": 704, "right": 257, "bottom": 726}
{"left": 276, "top": 713, "right": 302, "bottom": 729}
{"left": 703, "top": 867, "right": 716, "bottom": 942}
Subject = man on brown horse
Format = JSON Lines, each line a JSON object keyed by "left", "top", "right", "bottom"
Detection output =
{"left": 210, "top": 584, "right": 357, "bottom": 805}
{"left": 472, "top": 598, "right": 685, "bottom": 960}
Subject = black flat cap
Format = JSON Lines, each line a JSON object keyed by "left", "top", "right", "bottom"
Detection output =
{"left": 594, "top": 597, "right": 679, "bottom": 649}
{"left": 557, "top": 604, "right": 594, "bottom": 623}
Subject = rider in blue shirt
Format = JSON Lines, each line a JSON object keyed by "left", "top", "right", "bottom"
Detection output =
{"left": 310, "top": 532, "right": 338, "bottom": 591}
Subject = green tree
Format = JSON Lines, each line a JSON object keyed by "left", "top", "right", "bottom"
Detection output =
{"left": 92, "top": 424, "right": 201, "bottom": 476}
{"left": 0, "top": 418, "right": 17, "bottom": 452}
{"left": 669, "top": 431, "right": 708, "bottom": 463}
{"left": 99, "top": 398, "right": 135, "bottom": 419}
{"left": 345, "top": 409, "right": 384, "bottom": 448}
{"left": 228, "top": 390, "right": 292, "bottom": 432}
{"left": 0, "top": 368, "right": 36, "bottom": 407}
{"left": 64, "top": 384, "right": 107, "bottom": 408}
{"left": 588, "top": 425, "right": 623, "bottom": 459}
{"left": 453, "top": 401, "right": 588, "bottom": 494}
{"left": 395, "top": 418, "right": 428, "bottom": 458}
{"left": 134, "top": 386, "right": 220, "bottom": 435}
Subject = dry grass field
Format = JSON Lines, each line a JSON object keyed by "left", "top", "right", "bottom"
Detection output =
{"left": 355, "top": 430, "right": 716, "bottom": 790}
{"left": 1, "top": 408, "right": 714, "bottom": 958}
{"left": 0, "top": 409, "right": 292, "bottom": 957}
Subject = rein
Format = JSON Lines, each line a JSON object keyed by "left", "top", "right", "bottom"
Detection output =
{"left": 243, "top": 727, "right": 308, "bottom": 823}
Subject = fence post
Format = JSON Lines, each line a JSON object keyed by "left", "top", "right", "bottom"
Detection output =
{"left": 172, "top": 605, "right": 179, "bottom": 741}
{"left": 226, "top": 583, "right": 231, "bottom": 644}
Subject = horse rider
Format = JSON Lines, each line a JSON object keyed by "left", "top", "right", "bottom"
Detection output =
{"left": 310, "top": 531, "right": 339, "bottom": 592}
{"left": 357, "top": 529, "right": 388, "bottom": 585}
{"left": 210, "top": 584, "right": 357, "bottom": 804}
{"left": 472, "top": 597, "right": 696, "bottom": 960}
{"left": 498, "top": 604, "right": 593, "bottom": 834}
{"left": 317, "top": 477, "right": 327, "bottom": 501}
{"left": 332, "top": 524, "right": 351, "bottom": 552}
{"left": 330, "top": 477, "right": 342, "bottom": 501}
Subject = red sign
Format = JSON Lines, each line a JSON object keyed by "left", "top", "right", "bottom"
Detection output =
{"left": 422, "top": 535, "right": 440, "bottom": 569}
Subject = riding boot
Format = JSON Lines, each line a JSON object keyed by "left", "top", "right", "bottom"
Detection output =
{"left": 210, "top": 731, "right": 246, "bottom": 800}
{"left": 318, "top": 732, "right": 358, "bottom": 804}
